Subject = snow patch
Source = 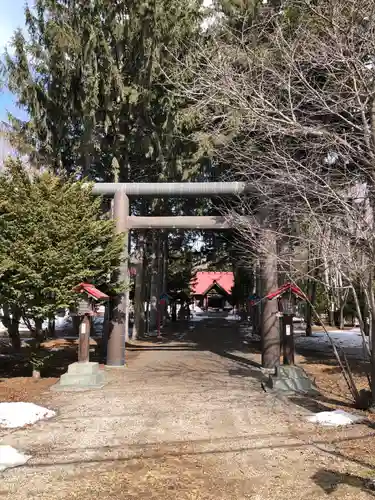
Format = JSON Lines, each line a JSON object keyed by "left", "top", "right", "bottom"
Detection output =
{"left": 0, "top": 402, "right": 56, "bottom": 429}
{"left": 189, "top": 305, "right": 212, "bottom": 321}
{"left": 307, "top": 409, "right": 365, "bottom": 427}
{"left": 225, "top": 309, "right": 241, "bottom": 321}
{"left": 0, "top": 446, "right": 31, "bottom": 472}
{"left": 295, "top": 328, "right": 368, "bottom": 353}
{"left": 190, "top": 315, "right": 205, "bottom": 322}
{"left": 190, "top": 305, "right": 204, "bottom": 314}
{"left": 226, "top": 314, "right": 241, "bottom": 321}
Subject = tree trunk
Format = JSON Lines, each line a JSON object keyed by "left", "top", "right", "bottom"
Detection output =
{"left": 323, "top": 256, "right": 335, "bottom": 326}
{"left": 335, "top": 272, "right": 348, "bottom": 330}
{"left": 261, "top": 229, "right": 280, "bottom": 369}
{"left": 133, "top": 232, "right": 146, "bottom": 339}
{"left": 149, "top": 231, "right": 162, "bottom": 332}
{"left": 8, "top": 321, "right": 20, "bottom": 350}
{"left": 161, "top": 231, "right": 169, "bottom": 324}
{"left": 367, "top": 269, "right": 375, "bottom": 405}
{"left": 328, "top": 307, "right": 335, "bottom": 327}
{"left": 34, "top": 318, "right": 44, "bottom": 349}
{"left": 361, "top": 287, "right": 370, "bottom": 336}
{"left": 48, "top": 318, "right": 56, "bottom": 337}
{"left": 370, "top": 287, "right": 375, "bottom": 404}
{"left": 124, "top": 230, "right": 130, "bottom": 344}
{"left": 9, "top": 325, "right": 21, "bottom": 351}
{"left": 254, "top": 258, "right": 262, "bottom": 336}
{"left": 2, "top": 305, "right": 21, "bottom": 351}
{"left": 305, "top": 279, "right": 317, "bottom": 337}
{"left": 339, "top": 305, "right": 345, "bottom": 330}
{"left": 367, "top": 96, "right": 375, "bottom": 404}
{"left": 350, "top": 282, "right": 371, "bottom": 359}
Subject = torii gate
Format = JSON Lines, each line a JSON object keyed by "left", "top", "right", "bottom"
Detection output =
{"left": 92, "top": 182, "right": 248, "bottom": 366}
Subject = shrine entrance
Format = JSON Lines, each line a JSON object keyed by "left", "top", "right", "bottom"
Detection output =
{"left": 92, "top": 182, "right": 248, "bottom": 366}
{"left": 206, "top": 291, "right": 226, "bottom": 310}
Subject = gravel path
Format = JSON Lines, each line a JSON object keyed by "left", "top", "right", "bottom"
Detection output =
{"left": 0, "top": 328, "right": 374, "bottom": 499}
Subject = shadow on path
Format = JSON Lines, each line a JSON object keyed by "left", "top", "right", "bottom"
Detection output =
{"left": 156, "top": 318, "right": 264, "bottom": 381}
{"left": 312, "top": 469, "right": 375, "bottom": 496}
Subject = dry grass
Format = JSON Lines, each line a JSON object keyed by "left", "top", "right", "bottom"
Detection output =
{"left": 300, "top": 357, "right": 370, "bottom": 406}
{"left": 299, "top": 355, "right": 375, "bottom": 469}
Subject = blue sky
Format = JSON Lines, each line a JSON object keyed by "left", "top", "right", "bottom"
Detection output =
{"left": 0, "top": 0, "right": 27, "bottom": 122}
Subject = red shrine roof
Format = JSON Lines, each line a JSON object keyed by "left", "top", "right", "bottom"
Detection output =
{"left": 191, "top": 272, "right": 234, "bottom": 296}
{"left": 73, "top": 283, "right": 109, "bottom": 300}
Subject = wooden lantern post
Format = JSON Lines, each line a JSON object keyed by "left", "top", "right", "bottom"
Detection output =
{"left": 78, "top": 314, "right": 91, "bottom": 363}
{"left": 281, "top": 297, "right": 295, "bottom": 365}
{"left": 73, "top": 283, "right": 109, "bottom": 364}
{"left": 265, "top": 283, "right": 307, "bottom": 368}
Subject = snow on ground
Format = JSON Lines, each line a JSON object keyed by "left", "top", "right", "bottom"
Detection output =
{"left": 226, "top": 314, "right": 241, "bottom": 321}
{"left": 190, "top": 315, "right": 206, "bottom": 322}
{"left": 237, "top": 322, "right": 368, "bottom": 357}
{"left": 189, "top": 305, "right": 212, "bottom": 321}
{"left": 0, "top": 446, "right": 31, "bottom": 472}
{"left": 190, "top": 305, "right": 204, "bottom": 314}
{"left": 307, "top": 409, "right": 365, "bottom": 427}
{"left": 238, "top": 322, "right": 366, "bottom": 350}
{"left": 0, "top": 402, "right": 56, "bottom": 429}
{"left": 295, "top": 328, "right": 368, "bottom": 352}
{"left": 225, "top": 309, "right": 241, "bottom": 321}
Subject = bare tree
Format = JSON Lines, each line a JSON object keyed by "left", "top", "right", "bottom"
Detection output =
{"left": 170, "top": 0, "right": 375, "bottom": 402}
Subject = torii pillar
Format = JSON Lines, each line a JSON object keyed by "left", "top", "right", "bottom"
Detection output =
{"left": 107, "top": 189, "right": 129, "bottom": 366}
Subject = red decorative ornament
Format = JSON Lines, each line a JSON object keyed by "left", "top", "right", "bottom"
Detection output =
{"left": 265, "top": 283, "right": 307, "bottom": 301}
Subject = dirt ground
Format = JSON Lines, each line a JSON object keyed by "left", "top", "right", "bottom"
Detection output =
{"left": 0, "top": 377, "right": 57, "bottom": 403}
{"left": 0, "top": 338, "right": 102, "bottom": 403}
{"left": 1, "top": 324, "right": 375, "bottom": 499}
